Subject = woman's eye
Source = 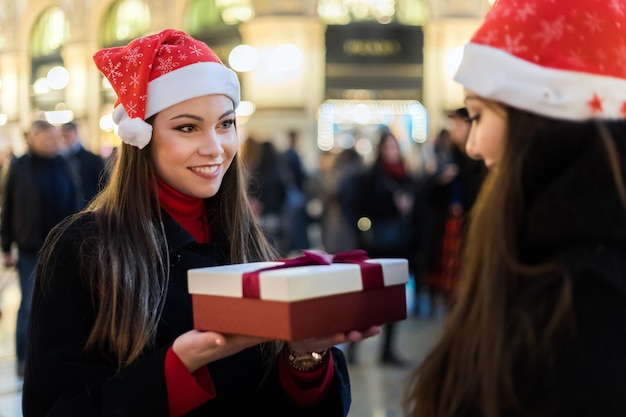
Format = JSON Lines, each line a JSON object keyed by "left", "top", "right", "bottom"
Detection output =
{"left": 221, "top": 119, "right": 235, "bottom": 129}
{"left": 466, "top": 114, "right": 480, "bottom": 124}
{"left": 177, "top": 124, "right": 196, "bottom": 133}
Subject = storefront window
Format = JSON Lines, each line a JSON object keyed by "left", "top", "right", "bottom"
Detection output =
{"left": 396, "top": 0, "right": 428, "bottom": 25}
{"left": 100, "top": 0, "right": 150, "bottom": 47}
{"left": 318, "top": 0, "right": 428, "bottom": 25}
{"left": 184, "top": 0, "right": 253, "bottom": 31}
{"left": 30, "top": 7, "right": 69, "bottom": 118}
{"left": 317, "top": 100, "right": 428, "bottom": 151}
{"left": 183, "top": 0, "right": 249, "bottom": 67}
{"left": 29, "top": 7, "right": 68, "bottom": 56}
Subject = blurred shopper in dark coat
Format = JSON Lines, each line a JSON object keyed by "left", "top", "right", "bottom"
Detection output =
{"left": 244, "top": 138, "right": 292, "bottom": 255}
{"left": 60, "top": 121, "right": 107, "bottom": 207}
{"left": 1, "top": 120, "right": 82, "bottom": 376}
{"left": 321, "top": 147, "right": 364, "bottom": 254}
{"left": 281, "top": 130, "right": 311, "bottom": 252}
{"left": 418, "top": 109, "right": 486, "bottom": 312}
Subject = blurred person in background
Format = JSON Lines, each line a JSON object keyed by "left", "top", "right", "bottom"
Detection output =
{"left": 244, "top": 138, "right": 291, "bottom": 255}
{"left": 281, "top": 130, "right": 311, "bottom": 253}
{"left": 321, "top": 147, "right": 364, "bottom": 254}
{"left": 417, "top": 108, "right": 485, "bottom": 315}
{"left": 1, "top": 120, "right": 82, "bottom": 377}
{"left": 60, "top": 121, "right": 107, "bottom": 207}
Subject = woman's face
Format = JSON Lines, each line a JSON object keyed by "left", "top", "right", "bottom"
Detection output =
{"left": 151, "top": 94, "right": 238, "bottom": 198}
{"left": 464, "top": 90, "right": 507, "bottom": 170}
{"left": 381, "top": 135, "right": 402, "bottom": 164}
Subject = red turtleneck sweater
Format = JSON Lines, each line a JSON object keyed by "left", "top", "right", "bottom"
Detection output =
{"left": 157, "top": 177, "right": 210, "bottom": 243}
{"left": 157, "top": 178, "right": 334, "bottom": 416}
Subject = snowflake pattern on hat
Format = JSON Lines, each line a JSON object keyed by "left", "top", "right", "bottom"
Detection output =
{"left": 93, "top": 29, "right": 240, "bottom": 149}
{"left": 455, "top": 0, "right": 626, "bottom": 120}
{"left": 476, "top": 0, "right": 626, "bottom": 79}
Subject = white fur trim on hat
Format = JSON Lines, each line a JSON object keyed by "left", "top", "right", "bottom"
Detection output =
{"left": 145, "top": 61, "right": 240, "bottom": 119}
{"left": 113, "top": 105, "right": 153, "bottom": 149}
{"left": 455, "top": 43, "right": 626, "bottom": 121}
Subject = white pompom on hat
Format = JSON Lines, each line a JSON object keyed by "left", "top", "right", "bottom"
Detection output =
{"left": 454, "top": 0, "right": 626, "bottom": 121}
{"left": 93, "top": 29, "right": 240, "bottom": 149}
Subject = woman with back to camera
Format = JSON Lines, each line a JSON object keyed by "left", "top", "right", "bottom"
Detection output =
{"left": 22, "top": 29, "right": 379, "bottom": 417}
{"left": 404, "top": 0, "right": 626, "bottom": 416}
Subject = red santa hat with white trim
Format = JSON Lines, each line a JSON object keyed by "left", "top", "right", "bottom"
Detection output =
{"left": 454, "top": 0, "right": 626, "bottom": 120}
{"left": 93, "top": 28, "right": 240, "bottom": 149}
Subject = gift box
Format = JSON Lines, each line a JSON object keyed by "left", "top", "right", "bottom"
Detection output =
{"left": 188, "top": 250, "right": 409, "bottom": 341}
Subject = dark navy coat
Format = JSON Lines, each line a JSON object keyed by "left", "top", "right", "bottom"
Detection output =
{"left": 23, "top": 211, "right": 351, "bottom": 416}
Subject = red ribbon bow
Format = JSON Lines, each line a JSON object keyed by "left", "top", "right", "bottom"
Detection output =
{"left": 242, "top": 249, "right": 384, "bottom": 299}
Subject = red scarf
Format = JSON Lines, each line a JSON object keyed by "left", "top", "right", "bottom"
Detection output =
{"left": 156, "top": 177, "right": 210, "bottom": 243}
{"left": 381, "top": 160, "right": 407, "bottom": 180}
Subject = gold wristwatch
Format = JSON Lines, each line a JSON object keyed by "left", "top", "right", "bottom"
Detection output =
{"left": 284, "top": 345, "right": 329, "bottom": 372}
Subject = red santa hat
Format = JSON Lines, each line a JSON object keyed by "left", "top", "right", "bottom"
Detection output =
{"left": 454, "top": 0, "right": 626, "bottom": 120}
{"left": 93, "top": 29, "right": 240, "bottom": 149}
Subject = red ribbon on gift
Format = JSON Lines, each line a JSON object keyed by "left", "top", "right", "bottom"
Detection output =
{"left": 241, "top": 249, "right": 385, "bottom": 299}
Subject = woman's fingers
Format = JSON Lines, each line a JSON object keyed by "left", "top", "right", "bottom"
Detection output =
{"left": 288, "top": 325, "right": 382, "bottom": 352}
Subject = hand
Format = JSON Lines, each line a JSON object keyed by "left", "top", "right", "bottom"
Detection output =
{"left": 173, "top": 330, "right": 269, "bottom": 372}
{"left": 287, "top": 326, "right": 381, "bottom": 353}
{"left": 393, "top": 191, "right": 414, "bottom": 215}
{"left": 436, "top": 164, "right": 459, "bottom": 185}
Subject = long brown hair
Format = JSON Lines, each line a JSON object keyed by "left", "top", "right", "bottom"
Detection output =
{"left": 402, "top": 108, "right": 626, "bottom": 417}
{"left": 38, "top": 131, "right": 278, "bottom": 367}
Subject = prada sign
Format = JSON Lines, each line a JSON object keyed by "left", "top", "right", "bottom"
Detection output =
{"left": 343, "top": 38, "right": 403, "bottom": 58}
{"left": 326, "top": 23, "right": 423, "bottom": 65}
{"left": 325, "top": 23, "right": 424, "bottom": 96}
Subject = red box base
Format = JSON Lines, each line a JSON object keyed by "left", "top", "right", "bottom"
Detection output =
{"left": 192, "top": 285, "right": 407, "bottom": 341}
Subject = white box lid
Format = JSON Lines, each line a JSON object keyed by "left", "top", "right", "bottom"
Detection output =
{"left": 188, "top": 258, "right": 408, "bottom": 302}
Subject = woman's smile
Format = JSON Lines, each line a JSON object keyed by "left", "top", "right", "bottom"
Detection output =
{"left": 189, "top": 164, "right": 221, "bottom": 178}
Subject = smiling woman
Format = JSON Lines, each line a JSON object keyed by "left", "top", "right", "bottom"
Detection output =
{"left": 150, "top": 96, "right": 238, "bottom": 199}
{"left": 21, "top": 29, "right": 380, "bottom": 417}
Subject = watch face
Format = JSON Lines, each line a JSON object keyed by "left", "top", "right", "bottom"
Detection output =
{"left": 295, "top": 357, "right": 320, "bottom": 368}
{"left": 287, "top": 349, "right": 328, "bottom": 372}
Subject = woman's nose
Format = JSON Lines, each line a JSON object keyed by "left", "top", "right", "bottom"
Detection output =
{"left": 199, "top": 131, "right": 223, "bottom": 156}
{"left": 464, "top": 130, "right": 482, "bottom": 161}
